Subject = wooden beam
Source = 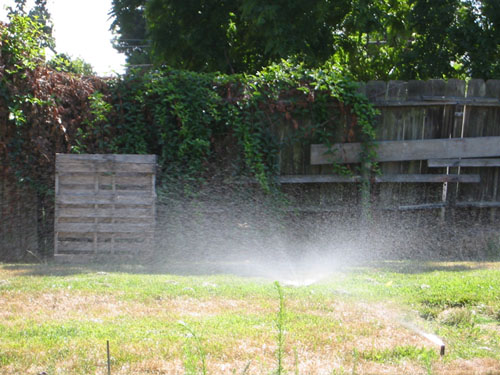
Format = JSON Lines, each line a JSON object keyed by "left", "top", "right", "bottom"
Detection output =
{"left": 283, "top": 206, "right": 347, "bottom": 213}
{"left": 56, "top": 153, "right": 157, "bottom": 164}
{"left": 455, "top": 201, "right": 500, "bottom": 208}
{"left": 279, "top": 175, "right": 358, "bottom": 183}
{"left": 56, "top": 161, "right": 156, "bottom": 173}
{"left": 428, "top": 158, "right": 500, "bottom": 168}
{"left": 396, "top": 201, "right": 500, "bottom": 209}
{"left": 56, "top": 195, "right": 154, "bottom": 205}
{"left": 278, "top": 174, "right": 480, "bottom": 184}
{"left": 373, "top": 96, "right": 500, "bottom": 107}
{"left": 56, "top": 222, "right": 154, "bottom": 233}
{"left": 398, "top": 203, "right": 447, "bottom": 211}
{"left": 311, "top": 136, "right": 500, "bottom": 165}
{"left": 374, "top": 174, "right": 479, "bottom": 183}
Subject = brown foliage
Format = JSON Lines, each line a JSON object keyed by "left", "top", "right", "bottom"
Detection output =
{"left": 0, "top": 55, "right": 109, "bottom": 188}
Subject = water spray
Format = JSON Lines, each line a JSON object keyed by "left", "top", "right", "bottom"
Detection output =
{"left": 401, "top": 322, "right": 445, "bottom": 357}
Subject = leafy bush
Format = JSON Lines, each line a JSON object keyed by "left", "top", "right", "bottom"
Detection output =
{"left": 0, "top": 15, "right": 110, "bottom": 192}
{"left": 1, "top": 16, "right": 378, "bottom": 194}
{"left": 107, "top": 61, "right": 378, "bottom": 191}
{"left": 47, "top": 53, "right": 94, "bottom": 76}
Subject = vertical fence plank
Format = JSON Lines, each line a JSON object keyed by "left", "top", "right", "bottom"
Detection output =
{"left": 456, "top": 79, "right": 500, "bottom": 222}
{"left": 376, "top": 80, "right": 407, "bottom": 209}
{"left": 484, "top": 80, "right": 500, "bottom": 221}
{"left": 440, "top": 79, "right": 466, "bottom": 221}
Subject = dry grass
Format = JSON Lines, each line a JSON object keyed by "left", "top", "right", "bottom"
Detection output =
{"left": 1, "top": 262, "right": 500, "bottom": 374}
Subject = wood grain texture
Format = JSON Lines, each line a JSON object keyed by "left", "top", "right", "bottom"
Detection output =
{"left": 279, "top": 174, "right": 480, "bottom": 183}
{"left": 55, "top": 154, "right": 156, "bottom": 256}
{"left": 311, "top": 136, "right": 500, "bottom": 165}
{"left": 56, "top": 154, "right": 156, "bottom": 163}
{"left": 428, "top": 158, "right": 500, "bottom": 167}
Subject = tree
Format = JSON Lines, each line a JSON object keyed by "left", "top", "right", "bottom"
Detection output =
{"left": 109, "top": 0, "right": 500, "bottom": 79}
{"left": 145, "top": 0, "right": 353, "bottom": 73}
{"left": 7, "top": 0, "right": 55, "bottom": 52}
{"left": 109, "top": 0, "right": 151, "bottom": 67}
{"left": 452, "top": 0, "right": 500, "bottom": 79}
{"left": 331, "top": 0, "right": 414, "bottom": 81}
{"left": 332, "top": 0, "right": 500, "bottom": 80}
{"left": 397, "top": 0, "right": 460, "bottom": 79}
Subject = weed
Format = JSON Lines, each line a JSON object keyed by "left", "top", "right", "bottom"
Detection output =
{"left": 293, "top": 347, "right": 299, "bottom": 375}
{"left": 179, "top": 321, "right": 207, "bottom": 375}
{"left": 419, "top": 306, "right": 440, "bottom": 321}
{"left": 274, "top": 281, "right": 286, "bottom": 375}
{"left": 331, "top": 366, "right": 346, "bottom": 374}
{"left": 351, "top": 348, "right": 358, "bottom": 375}
{"left": 419, "top": 349, "right": 436, "bottom": 375}
{"left": 437, "top": 308, "right": 475, "bottom": 327}
{"left": 240, "top": 361, "right": 251, "bottom": 374}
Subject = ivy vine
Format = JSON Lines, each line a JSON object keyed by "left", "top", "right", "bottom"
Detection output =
{"left": 1, "top": 15, "right": 379, "bottom": 199}
{"left": 107, "top": 60, "right": 379, "bottom": 194}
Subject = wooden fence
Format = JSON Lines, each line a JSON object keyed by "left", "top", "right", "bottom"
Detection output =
{"left": 1, "top": 79, "right": 499, "bottom": 260}
{"left": 277, "top": 79, "right": 500, "bottom": 219}
{"left": 54, "top": 154, "right": 157, "bottom": 262}
{"left": 0, "top": 167, "right": 38, "bottom": 260}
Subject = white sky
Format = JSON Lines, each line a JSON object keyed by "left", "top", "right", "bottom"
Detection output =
{"left": 1, "top": 0, "right": 126, "bottom": 76}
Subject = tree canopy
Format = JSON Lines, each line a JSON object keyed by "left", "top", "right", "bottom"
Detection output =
{"left": 110, "top": 0, "right": 500, "bottom": 79}
{"left": 109, "top": 0, "right": 151, "bottom": 67}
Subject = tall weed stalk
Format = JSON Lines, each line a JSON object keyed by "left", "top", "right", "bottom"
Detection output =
{"left": 179, "top": 320, "right": 207, "bottom": 375}
{"left": 275, "top": 281, "right": 286, "bottom": 375}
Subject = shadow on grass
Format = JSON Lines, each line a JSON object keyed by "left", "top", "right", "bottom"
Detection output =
{"left": 2, "top": 256, "right": 498, "bottom": 278}
{"left": 0, "top": 261, "right": 233, "bottom": 277}
{"left": 366, "top": 260, "right": 495, "bottom": 274}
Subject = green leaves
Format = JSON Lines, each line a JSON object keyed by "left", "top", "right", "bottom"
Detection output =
{"left": 110, "top": 0, "right": 500, "bottom": 80}
{"left": 1, "top": 15, "right": 47, "bottom": 74}
{"left": 1, "top": 11, "right": 378, "bottom": 197}
{"left": 109, "top": 68, "right": 227, "bottom": 181}
{"left": 105, "top": 61, "right": 378, "bottom": 192}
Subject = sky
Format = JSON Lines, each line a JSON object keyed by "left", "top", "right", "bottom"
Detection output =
{"left": 0, "top": 0, "right": 126, "bottom": 76}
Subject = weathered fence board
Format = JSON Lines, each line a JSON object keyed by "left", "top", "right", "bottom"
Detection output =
{"left": 0, "top": 167, "right": 39, "bottom": 260}
{"left": 311, "top": 136, "right": 500, "bottom": 165}
{"left": 456, "top": 80, "right": 500, "bottom": 207}
{"left": 54, "top": 154, "right": 156, "bottom": 260}
{"left": 279, "top": 174, "right": 480, "bottom": 184}
{"left": 428, "top": 159, "right": 500, "bottom": 168}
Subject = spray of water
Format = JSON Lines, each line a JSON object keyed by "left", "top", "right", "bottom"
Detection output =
{"left": 150, "top": 182, "right": 429, "bottom": 282}
{"left": 400, "top": 321, "right": 445, "bottom": 355}
{"left": 145, "top": 179, "right": 500, "bottom": 282}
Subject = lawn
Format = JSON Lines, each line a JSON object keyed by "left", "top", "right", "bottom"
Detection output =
{"left": 1, "top": 261, "right": 500, "bottom": 374}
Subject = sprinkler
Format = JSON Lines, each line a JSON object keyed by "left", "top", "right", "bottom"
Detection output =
{"left": 420, "top": 331, "right": 446, "bottom": 357}
{"left": 401, "top": 322, "right": 445, "bottom": 357}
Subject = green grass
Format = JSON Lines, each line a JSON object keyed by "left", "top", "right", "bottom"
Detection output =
{"left": 1, "top": 261, "right": 500, "bottom": 374}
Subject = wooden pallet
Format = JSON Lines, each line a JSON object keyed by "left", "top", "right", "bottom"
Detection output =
{"left": 54, "top": 154, "right": 156, "bottom": 261}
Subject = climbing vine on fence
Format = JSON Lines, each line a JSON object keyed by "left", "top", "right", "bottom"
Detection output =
{"left": 107, "top": 60, "right": 379, "bottom": 192}
{"left": 233, "top": 60, "right": 379, "bottom": 189}
{"left": 1, "top": 15, "right": 379, "bottom": 197}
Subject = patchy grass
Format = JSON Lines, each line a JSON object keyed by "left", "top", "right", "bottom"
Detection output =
{"left": 0, "top": 261, "right": 500, "bottom": 374}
